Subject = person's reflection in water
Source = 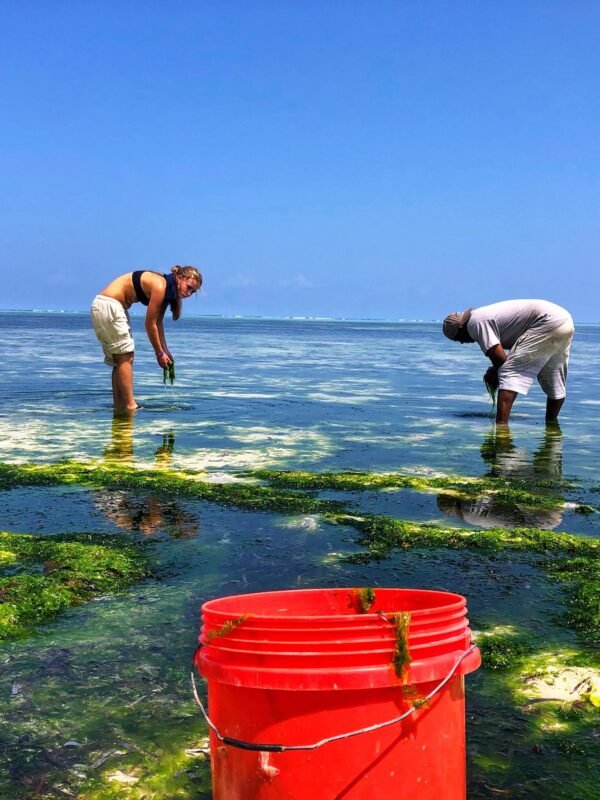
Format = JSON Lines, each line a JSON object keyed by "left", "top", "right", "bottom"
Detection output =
{"left": 481, "top": 423, "right": 563, "bottom": 482}
{"left": 155, "top": 431, "right": 175, "bottom": 468}
{"left": 438, "top": 423, "right": 564, "bottom": 530}
{"left": 102, "top": 412, "right": 135, "bottom": 463}
{"left": 96, "top": 421, "right": 199, "bottom": 537}
{"left": 531, "top": 423, "right": 564, "bottom": 480}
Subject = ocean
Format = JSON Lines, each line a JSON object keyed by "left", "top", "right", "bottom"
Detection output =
{"left": 2, "top": 311, "right": 599, "bottom": 479}
{"left": 1, "top": 311, "right": 599, "bottom": 798}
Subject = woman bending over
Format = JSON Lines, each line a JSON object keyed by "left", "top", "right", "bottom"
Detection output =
{"left": 91, "top": 266, "right": 202, "bottom": 411}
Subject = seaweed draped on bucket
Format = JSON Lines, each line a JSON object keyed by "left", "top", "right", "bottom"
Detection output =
{"left": 195, "top": 587, "right": 481, "bottom": 800}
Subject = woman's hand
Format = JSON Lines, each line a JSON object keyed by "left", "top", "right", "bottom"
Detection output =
{"left": 156, "top": 351, "right": 172, "bottom": 368}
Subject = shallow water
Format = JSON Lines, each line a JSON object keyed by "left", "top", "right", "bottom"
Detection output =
{"left": 0, "top": 314, "right": 597, "bottom": 471}
{"left": 1, "top": 312, "right": 599, "bottom": 798}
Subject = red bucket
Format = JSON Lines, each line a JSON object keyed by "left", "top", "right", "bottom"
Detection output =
{"left": 195, "top": 587, "right": 480, "bottom": 799}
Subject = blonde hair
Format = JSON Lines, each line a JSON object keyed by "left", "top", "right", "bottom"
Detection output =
{"left": 171, "top": 265, "right": 202, "bottom": 287}
{"left": 169, "top": 265, "right": 202, "bottom": 321}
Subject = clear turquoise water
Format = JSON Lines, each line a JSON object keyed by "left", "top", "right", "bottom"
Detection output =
{"left": 2, "top": 312, "right": 599, "bottom": 523}
{"left": 2, "top": 312, "right": 599, "bottom": 474}
{"left": 1, "top": 312, "right": 599, "bottom": 798}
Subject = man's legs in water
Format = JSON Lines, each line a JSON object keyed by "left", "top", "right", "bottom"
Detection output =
{"left": 546, "top": 397, "right": 565, "bottom": 422}
{"left": 496, "top": 389, "right": 518, "bottom": 424}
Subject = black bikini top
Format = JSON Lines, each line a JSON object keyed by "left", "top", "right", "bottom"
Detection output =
{"left": 132, "top": 271, "right": 178, "bottom": 307}
{"left": 132, "top": 271, "right": 150, "bottom": 306}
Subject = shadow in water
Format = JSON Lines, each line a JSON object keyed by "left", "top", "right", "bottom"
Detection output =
{"left": 438, "top": 424, "right": 565, "bottom": 530}
{"left": 138, "top": 400, "right": 195, "bottom": 412}
{"left": 97, "top": 414, "right": 200, "bottom": 537}
{"left": 453, "top": 411, "right": 495, "bottom": 419}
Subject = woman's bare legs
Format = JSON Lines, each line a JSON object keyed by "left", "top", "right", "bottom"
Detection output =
{"left": 111, "top": 352, "right": 137, "bottom": 411}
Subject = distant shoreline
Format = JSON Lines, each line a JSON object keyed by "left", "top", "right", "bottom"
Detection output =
{"left": 0, "top": 309, "right": 444, "bottom": 324}
{"left": 1, "top": 309, "right": 599, "bottom": 325}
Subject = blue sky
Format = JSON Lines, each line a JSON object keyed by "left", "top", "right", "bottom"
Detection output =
{"left": 1, "top": 2, "right": 598, "bottom": 320}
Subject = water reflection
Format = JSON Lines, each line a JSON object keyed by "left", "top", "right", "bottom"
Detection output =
{"left": 95, "top": 415, "right": 199, "bottom": 537}
{"left": 92, "top": 488, "right": 200, "bottom": 537}
{"left": 438, "top": 424, "right": 564, "bottom": 530}
{"left": 102, "top": 414, "right": 135, "bottom": 463}
{"left": 154, "top": 431, "right": 175, "bottom": 468}
{"left": 480, "top": 424, "right": 563, "bottom": 482}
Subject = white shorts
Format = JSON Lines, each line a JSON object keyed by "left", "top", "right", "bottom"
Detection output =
{"left": 90, "top": 295, "right": 135, "bottom": 366}
{"left": 499, "top": 317, "right": 574, "bottom": 399}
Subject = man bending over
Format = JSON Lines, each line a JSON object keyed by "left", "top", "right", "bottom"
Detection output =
{"left": 442, "top": 300, "right": 574, "bottom": 424}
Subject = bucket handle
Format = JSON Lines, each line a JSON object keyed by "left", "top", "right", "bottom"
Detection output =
{"left": 190, "top": 643, "right": 477, "bottom": 753}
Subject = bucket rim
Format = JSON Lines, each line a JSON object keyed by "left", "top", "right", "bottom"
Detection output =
{"left": 201, "top": 587, "right": 467, "bottom": 623}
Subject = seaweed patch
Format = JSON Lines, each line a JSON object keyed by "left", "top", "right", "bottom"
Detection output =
{"left": 476, "top": 627, "right": 534, "bottom": 670}
{"left": 0, "top": 531, "right": 151, "bottom": 640}
{"left": 355, "top": 587, "right": 376, "bottom": 613}
{"left": 206, "top": 614, "right": 250, "bottom": 642}
{"left": 390, "top": 611, "right": 412, "bottom": 678}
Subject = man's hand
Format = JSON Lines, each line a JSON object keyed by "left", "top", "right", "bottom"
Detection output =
{"left": 485, "top": 344, "right": 507, "bottom": 369}
{"left": 484, "top": 366, "right": 499, "bottom": 390}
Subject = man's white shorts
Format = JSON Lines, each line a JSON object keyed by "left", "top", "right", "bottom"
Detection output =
{"left": 90, "top": 295, "right": 135, "bottom": 366}
{"left": 499, "top": 317, "right": 574, "bottom": 399}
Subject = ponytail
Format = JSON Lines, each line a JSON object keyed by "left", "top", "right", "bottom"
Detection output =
{"left": 170, "top": 297, "right": 182, "bottom": 321}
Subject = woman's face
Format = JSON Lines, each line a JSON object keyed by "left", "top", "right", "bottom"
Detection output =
{"left": 177, "top": 276, "right": 200, "bottom": 299}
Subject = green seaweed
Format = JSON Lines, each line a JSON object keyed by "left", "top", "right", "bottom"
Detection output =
{"left": 390, "top": 611, "right": 411, "bottom": 677}
{"left": 483, "top": 373, "right": 497, "bottom": 408}
{"left": 0, "top": 461, "right": 345, "bottom": 516}
{"left": 206, "top": 614, "right": 250, "bottom": 642}
{"left": 477, "top": 629, "right": 534, "bottom": 670}
{"left": 163, "top": 358, "right": 176, "bottom": 385}
{"left": 0, "top": 531, "right": 151, "bottom": 640}
{"left": 0, "top": 461, "right": 583, "bottom": 516}
{"left": 0, "top": 458, "right": 599, "bottom": 798}
{"left": 355, "top": 587, "right": 376, "bottom": 613}
{"left": 467, "top": 648, "right": 600, "bottom": 798}
{"left": 547, "top": 557, "right": 600, "bottom": 648}
{"left": 0, "top": 460, "right": 598, "bottom": 654}
{"left": 250, "top": 467, "right": 576, "bottom": 512}
{"left": 401, "top": 683, "right": 430, "bottom": 709}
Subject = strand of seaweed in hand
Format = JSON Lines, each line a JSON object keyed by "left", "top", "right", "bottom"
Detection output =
{"left": 163, "top": 359, "right": 176, "bottom": 386}
{"left": 483, "top": 370, "right": 497, "bottom": 409}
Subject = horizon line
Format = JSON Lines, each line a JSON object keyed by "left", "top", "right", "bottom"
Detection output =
{"left": 1, "top": 308, "right": 599, "bottom": 325}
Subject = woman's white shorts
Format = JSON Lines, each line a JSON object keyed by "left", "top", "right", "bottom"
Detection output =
{"left": 90, "top": 295, "right": 135, "bottom": 366}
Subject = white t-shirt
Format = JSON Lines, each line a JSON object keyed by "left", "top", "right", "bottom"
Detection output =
{"left": 466, "top": 300, "right": 571, "bottom": 355}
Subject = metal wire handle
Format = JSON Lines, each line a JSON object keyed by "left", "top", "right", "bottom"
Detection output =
{"left": 191, "top": 643, "right": 477, "bottom": 753}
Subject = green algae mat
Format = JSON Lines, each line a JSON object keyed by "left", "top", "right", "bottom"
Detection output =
{"left": 0, "top": 532, "right": 150, "bottom": 641}
{"left": 1, "top": 460, "right": 599, "bottom": 799}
